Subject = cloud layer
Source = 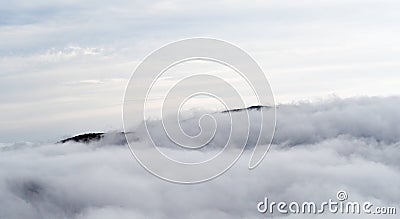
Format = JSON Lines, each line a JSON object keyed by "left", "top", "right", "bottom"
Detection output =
{"left": 0, "top": 96, "right": 399, "bottom": 218}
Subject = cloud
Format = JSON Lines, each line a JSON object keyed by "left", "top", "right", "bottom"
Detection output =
{"left": 0, "top": 96, "right": 399, "bottom": 218}
{"left": 273, "top": 96, "right": 400, "bottom": 145}
{"left": 64, "top": 80, "right": 105, "bottom": 86}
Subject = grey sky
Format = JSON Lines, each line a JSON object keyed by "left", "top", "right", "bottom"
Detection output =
{"left": 1, "top": 0, "right": 399, "bottom": 142}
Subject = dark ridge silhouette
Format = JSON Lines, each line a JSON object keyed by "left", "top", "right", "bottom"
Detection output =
{"left": 59, "top": 133, "right": 104, "bottom": 144}
{"left": 221, "top": 105, "right": 269, "bottom": 113}
{"left": 59, "top": 105, "right": 270, "bottom": 144}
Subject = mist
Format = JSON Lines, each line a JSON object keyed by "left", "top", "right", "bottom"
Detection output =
{"left": 0, "top": 96, "right": 399, "bottom": 218}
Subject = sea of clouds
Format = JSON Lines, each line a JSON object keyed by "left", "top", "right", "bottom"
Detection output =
{"left": 0, "top": 96, "right": 399, "bottom": 218}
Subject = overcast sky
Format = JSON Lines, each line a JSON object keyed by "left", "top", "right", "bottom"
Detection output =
{"left": 1, "top": 0, "right": 400, "bottom": 142}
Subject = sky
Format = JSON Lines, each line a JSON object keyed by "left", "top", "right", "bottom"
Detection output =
{"left": 1, "top": 0, "right": 400, "bottom": 142}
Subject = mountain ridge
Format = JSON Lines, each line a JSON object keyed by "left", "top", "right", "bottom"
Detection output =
{"left": 59, "top": 105, "right": 270, "bottom": 144}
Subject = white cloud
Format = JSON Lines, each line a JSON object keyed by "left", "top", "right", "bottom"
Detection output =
{"left": 0, "top": 96, "right": 399, "bottom": 218}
